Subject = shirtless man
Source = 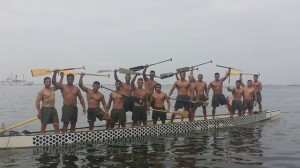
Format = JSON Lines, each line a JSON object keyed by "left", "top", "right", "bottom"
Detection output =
{"left": 35, "top": 75, "right": 62, "bottom": 134}
{"left": 143, "top": 64, "right": 157, "bottom": 105}
{"left": 207, "top": 70, "right": 230, "bottom": 119}
{"left": 227, "top": 80, "right": 244, "bottom": 117}
{"left": 193, "top": 74, "right": 209, "bottom": 120}
{"left": 52, "top": 70, "right": 86, "bottom": 132}
{"left": 131, "top": 73, "right": 148, "bottom": 126}
{"left": 149, "top": 83, "right": 171, "bottom": 125}
{"left": 114, "top": 69, "right": 133, "bottom": 112}
{"left": 169, "top": 71, "right": 194, "bottom": 122}
{"left": 106, "top": 80, "right": 127, "bottom": 128}
{"left": 253, "top": 74, "right": 263, "bottom": 112}
{"left": 240, "top": 75, "right": 257, "bottom": 115}
{"left": 79, "top": 73, "right": 111, "bottom": 130}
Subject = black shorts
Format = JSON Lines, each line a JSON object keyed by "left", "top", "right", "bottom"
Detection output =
{"left": 152, "top": 106, "right": 166, "bottom": 121}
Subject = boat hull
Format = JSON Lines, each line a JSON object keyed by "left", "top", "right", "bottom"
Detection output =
{"left": 0, "top": 110, "right": 280, "bottom": 149}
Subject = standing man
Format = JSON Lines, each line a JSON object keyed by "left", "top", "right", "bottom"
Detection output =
{"left": 35, "top": 75, "right": 63, "bottom": 134}
{"left": 169, "top": 71, "right": 194, "bottom": 122}
{"left": 131, "top": 73, "right": 148, "bottom": 126}
{"left": 149, "top": 83, "right": 171, "bottom": 125}
{"left": 253, "top": 74, "right": 263, "bottom": 112}
{"left": 207, "top": 70, "right": 230, "bottom": 119}
{"left": 52, "top": 70, "right": 86, "bottom": 132}
{"left": 240, "top": 75, "right": 257, "bottom": 115}
{"left": 193, "top": 74, "right": 209, "bottom": 120}
{"left": 79, "top": 73, "right": 111, "bottom": 130}
{"left": 106, "top": 80, "right": 127, "bottom": 128}
{"left": 114, "top": 69, "right": 133, "bottom": 112}
{"left": 143, "top": 64, "right": 157, "bottom": 105}
{"left": 227, "top": 80, "right": 244, "bottom": 117}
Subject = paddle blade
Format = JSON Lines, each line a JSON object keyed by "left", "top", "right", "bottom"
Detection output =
{"left": 31, "top": 69, "right": 53, "bottom": 77}
{"left": 176, "top": 67, "right": 190, "bottom": 73}
{"left": 229, "top": 71, "right": 240, "bottom": 76}
{"left": 129, "top": 66, "right": 145, "bottom": 71}
{"left": 119, "top": 68, "right": 137, "bottom": 75}
{"left": 160, "top": 72, "right": 174, "bottom": 79}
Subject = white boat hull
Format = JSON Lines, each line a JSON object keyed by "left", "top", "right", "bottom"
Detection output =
{"left": 0, "top": 109, "right": 280, "bottom": 149}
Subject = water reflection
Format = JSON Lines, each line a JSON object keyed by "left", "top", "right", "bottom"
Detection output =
{"left": 32, "top": 124, "right": 265, "bottom": 167}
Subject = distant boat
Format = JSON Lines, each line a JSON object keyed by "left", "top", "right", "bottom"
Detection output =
{"left": 1, "top": 73, "right": 34, "bottom": 86}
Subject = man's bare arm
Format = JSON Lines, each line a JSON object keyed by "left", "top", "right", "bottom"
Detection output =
{"left": 240, "top": 74, "right": 245, "bottom": 87}
{"left": 221, "top": 69, "right": 231, "bottom": 82}
{"left": 131, "top": 73, "right": 138, "bottom": 91}
{"left": 77, "top": 89, "right": 86, "bottom": 114}
{"left": 165, "top": 94, "right": 171, "bottom": 112}
{"left": 142, "top": 64, "right": 149, "bottom": 81}
{"left": 168, "top": 82, "right": 177, "bottom": 97}
{"left": 114, "top": 69, "right": 120, "bottom": 81}
{"left": 105, "top": 94, "right": 113, "bottom": 113}
{"left": 79, "top": 73, "right": 89, "bottom": 92}
{"left": 52, "top": 70, "right": 63, "bottom": 89}
{"left": 35, "top": 90, "right": 43, "bottom": 119}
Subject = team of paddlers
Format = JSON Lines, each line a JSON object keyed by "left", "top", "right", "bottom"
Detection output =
{"left": 35, "top": 61, "right": 262, "bottom": 134}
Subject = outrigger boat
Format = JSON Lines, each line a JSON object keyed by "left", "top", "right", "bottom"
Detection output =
{"left": 0, "top": 109, "right": 280, "bottom": 149}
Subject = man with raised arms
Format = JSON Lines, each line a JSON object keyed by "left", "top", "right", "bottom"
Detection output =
{"left": 169, "top": 71, "right": 194, "bottom": 122}
{"left": 35, "top": 74, "right": 63, "bottom": 134}
{"left": 207, "top": 70, "right": 230, "bottom": 119}
{"left": 193, "top": 74, "right": 209, "bottom": 120}
{"left": 143, "top": 64, "right": 157, "bottom": 104}
{"left": 114, "top": 69, "right": 133, "bottom": 112}
{"left": 227, "top": 80, "right": 244, "bottom": 117}
{"left": 106, "top": 80, "right": 127, "bottom": 128}
{"left": 52, "top": 70, "right": 86, "bottom": 132}
{"left": 149, "top": 83, "right": 171, "bottom": 125}
{"left": 131, "top": 73, "right": 148, "bottom": 126}
{"left": 253, "top": 74, "right": 263, "bottom": 112}
{"left": 79, "top": 73, "right": 111, "bottom": 130}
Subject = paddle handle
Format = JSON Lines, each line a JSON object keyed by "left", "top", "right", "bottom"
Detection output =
{"left": 148, "top": 58, "right": 172, "bottom": 67}
{"left": 0, "top": 117, "right": 38, "bottom": 133}
{"left": 216, "top": 64, "right": 242, "bottom": 72}
{"left": 241, "top": 73, "right": 260, "bottom": 76}
{"left": 192, "top": 60, "right": 212, "bottom": 68}
{"left": 61, "top": 65, "right": 85, "bottom": 71}
{"left": 83, "top": 73, "right": 110, "bottom": 78}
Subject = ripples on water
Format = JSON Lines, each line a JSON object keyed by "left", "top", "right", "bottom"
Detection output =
{"left": 0, "top": 85, "right": 300, "bottom": 167}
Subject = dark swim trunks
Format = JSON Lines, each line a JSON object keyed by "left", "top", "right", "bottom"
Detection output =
{"left": 174, "top": 95, "right": 190, "bottom": 109}
{"left": 152, "top": 106, "right": 167, "bottom": 121}
{"left": 41, "top": 107, "right": 59, "bottom": 124}
{"left": 61, "top": 105, "right": 78, "bottom": 123}
{"left": 111, "top": 108, "right": 126, "bottom": 124}
{"left": 132, "top": 106, "right": 147, "bottom": 122}
{"left": 212, "top": 94, "right": 227, "bottom": 107}
{"left": 87, "top": 108, "right": 105, "bottom": 122}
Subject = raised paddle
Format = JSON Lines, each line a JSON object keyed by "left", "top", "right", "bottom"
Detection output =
{"left": 0, "top": 117, "right": 38, "bottom": 134}
{"left": 119, "top": 68, "right": 137, "bottom": 75}
{"left": 61, "top": 70, "right": 110, "bottom": 78}
{"left": 129, "top": 58, "right": 172, "bottom": 71}
{"left": 230, "top": 72, "right": 260, "bottom": 76}
{"left": 216, "top": 64, "right": 243, "bottom": 72}
{"left": 176, "top": 60, "right": 212, "bottom": 73}
{"left": 160, "top": 68, "right": 198, "bottom": 79}
{"left": 100, "top": 85, "right": 144, "bottom": 105}
{"left": 31, "top": 65, "right": 86, "bottom": 77}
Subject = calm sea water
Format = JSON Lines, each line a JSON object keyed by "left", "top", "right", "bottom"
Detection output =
{"left": 0, "top": 85, "right": 299, "bottom": 168}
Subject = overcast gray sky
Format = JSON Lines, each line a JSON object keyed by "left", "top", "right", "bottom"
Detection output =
{"left": 1, "top": 0, "right": 299, "bottom": 85}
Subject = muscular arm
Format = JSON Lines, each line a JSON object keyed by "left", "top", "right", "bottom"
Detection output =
{"left": 142, "top": 65, "right": 148, "bottom": 81}
{"left": 52, "top": 70, "right": 63, "bottom": 89}
{"left": 165, "top": 94, "right": 171, "bottom": 111}
{"left": 114, "top": 69, "right": 120, "bottom": 81}
{"left": 207, "top": 82, "right": 213, "bottom": 95}
{"left": 77, "top": 89, "right": 86, "bottom": 114}
{"left": 257, "top": 82, "right": 262, "bottom": 92}
{"left": 131, "top": 74, "right": 138, "bottom": 91}
{"left": 79, "top": 73, "right": 88, "bottom": 92}
{"left": 105, "top": 93, "right": 113, "bottom": 112}
{"left": 188, "top": 83, "right": 194, "bottom": 100}
{"left": 35, "top": 90, "right": 43, "bottom": 118}
{"left": 168, "top": 82, "right": 177, "bottom": 97}
{"left": 221, "top": 69, "right": 231, "bottom": 82}
{"left": 240, "top": 74, "right": 245, "bottom": 87}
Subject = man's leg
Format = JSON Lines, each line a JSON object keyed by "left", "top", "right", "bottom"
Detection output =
{"left": 70, "top": 121, "right": 76, "bottom": 132}
{"left": 53, "top": 123, "right": 59, "bottom": 134}
{"left": 62, "top": 122, "right": 69, "bottom": 132}
{"left": 40, "top": 124, "right": 47, "bottom": 134}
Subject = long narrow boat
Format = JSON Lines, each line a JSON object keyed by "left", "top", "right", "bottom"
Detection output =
{"left": 0, "top": 109, "right": 280, "bottom": 149}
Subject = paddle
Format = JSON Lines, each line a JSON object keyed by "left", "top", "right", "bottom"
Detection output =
{"left": 216, "top": 64, "right": 242, "bottom": 72}
{"left": 61, "top": 70, "right": 110, "bottom": 78}
{"left": 119, "top": 68, "right": 137, "bottom": 75}
{"left": 160, "top": 68, "right": 198, "bottom": 79}
{"left": 169, "top": 97, "right": 209, "bottom": 106}
{"left": 0, "top": 117, "right": 38, "bottom": 134}
{"left": 176, "top": 60, "right": 212, "bottom": 73}
{"left": 151, "top": 108, "right": 189, "bottom": 117}
{"left": 97, "top": 70, "right": 113, "bottom": 73}
{"left": 31, "top": 66, "right": 86, "bottom": 77}
{"left": 100, "top": 85, "right": 144, "bottom": 105}
{"left": 230, "top": 72, "right": 260, "bottom": 76}
{"left": 129, "top": 58, "right": 172, "bottom": 71}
